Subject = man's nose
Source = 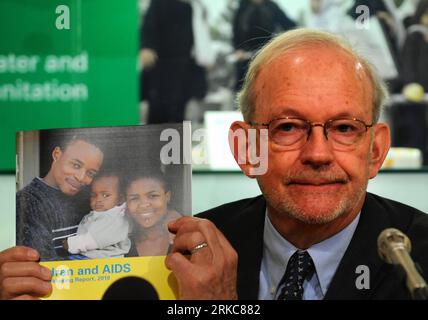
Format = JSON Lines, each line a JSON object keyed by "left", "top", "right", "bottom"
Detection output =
{"left": 299, "top": 126, "right": 334, "bottom": 167}
{"left": 75, "top": 169, "right": 86, "bottom": 182}
{"left": 75, "top": 169, "right": 92, "bottom": 185}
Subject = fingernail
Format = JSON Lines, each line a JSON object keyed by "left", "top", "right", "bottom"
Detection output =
{"left": 43, "top": 281, "right": 52, "bottom": 291}
{"left": 27, "top": 249, "right": 39, "bottom": 260}
{"left": 164, "top": 256, "right": 172, "bottom": 269}
{"left": 41, "top": 267, "right": 52, "bottom": 279}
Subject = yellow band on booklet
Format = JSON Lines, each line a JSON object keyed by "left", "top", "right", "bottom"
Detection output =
{"left": 41, "top": 256, "right": 178, "bottom": 300}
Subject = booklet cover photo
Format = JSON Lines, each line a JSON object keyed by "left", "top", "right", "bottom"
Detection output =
{"left": 15, "top": 123, "right": 192, "bottom": 299}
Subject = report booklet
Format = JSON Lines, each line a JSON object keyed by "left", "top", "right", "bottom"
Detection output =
{"left": 16, "top": 123, "right": 192, "bottom": 299}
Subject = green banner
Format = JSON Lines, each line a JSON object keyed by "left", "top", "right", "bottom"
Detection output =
{"left": 0, "top": 0, "right": 139, "bottom": 171}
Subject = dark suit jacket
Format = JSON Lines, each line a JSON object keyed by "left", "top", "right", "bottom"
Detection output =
{"left": 197, "top": 192, "right": 428, "bottom": 299}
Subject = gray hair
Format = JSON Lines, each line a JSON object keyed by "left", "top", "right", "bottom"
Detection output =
{"left": 237, "top": 28, "right": 389, "bottom": 123}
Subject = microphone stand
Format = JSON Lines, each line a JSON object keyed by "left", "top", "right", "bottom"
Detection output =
{"left": 410, "top": 263, "right": 428, "bottom": 300}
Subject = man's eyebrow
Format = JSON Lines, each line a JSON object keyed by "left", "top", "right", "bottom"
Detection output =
{"left": 272, "top": 107, "right": 363, "bottom": 120}
{"left": 329, "top": 111, "right": 363, "bottom": 119}
{"left": 271, "top": 107, "right": 307, "bottom": 119}
{"left": 70, "top": 159, "right": 100, "bottom": 174}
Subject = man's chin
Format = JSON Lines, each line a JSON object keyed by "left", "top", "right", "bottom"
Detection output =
{"left": 61, "top": 187, "right": 80, "bottom": 196}
{"left": 289, "top": 209, "right": 344, "bottom": 225}
{"left": 279, "top": 198, "right": 347, "bottom": 225}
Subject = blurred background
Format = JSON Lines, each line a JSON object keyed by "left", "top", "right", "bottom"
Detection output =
{"left": 1, "top": 0, "right": 427, "bottom": 250}
{"left": 138, "top": 0, "right": 428, "bottom": 167}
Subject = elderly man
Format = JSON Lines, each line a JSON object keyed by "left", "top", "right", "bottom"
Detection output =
{"left": 1, "top": 29, "right": 427, "bottom": 300}
{"left": 166, "top": 28, "right": 428, "bottom": 300}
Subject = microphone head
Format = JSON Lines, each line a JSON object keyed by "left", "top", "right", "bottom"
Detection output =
{"left": 102, "top": 276, "right": 159, "bottom": 300}
{"left": 377, "top": 228, "right": 411, "bottom": 264}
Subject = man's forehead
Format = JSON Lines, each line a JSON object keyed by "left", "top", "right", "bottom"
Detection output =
{"left": 260, "top": 44, "right": 367, "bottom": 80}
{"left": 62, "top": 139, "right": 104, "bottom": 167}
{"left": 64, "top": 139, "right": 101, "bottom": 153}
{"left": 253, "top": 44, "right": 373, "bottom": 120}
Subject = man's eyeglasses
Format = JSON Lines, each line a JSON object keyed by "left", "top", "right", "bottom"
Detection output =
{"left": 249, "top": 117, "right": 374, "bottom": 151}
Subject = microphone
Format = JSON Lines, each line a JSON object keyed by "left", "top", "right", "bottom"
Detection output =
{"left": 377, "top": 228, "right": 428, "bottom": 300}
{"left": 102, "top": 276, "right": 160, "bottom": 300}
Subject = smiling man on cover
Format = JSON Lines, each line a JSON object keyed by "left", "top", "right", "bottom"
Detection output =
{"left": 16, "top": 135, "right": 104, "bottom": 261}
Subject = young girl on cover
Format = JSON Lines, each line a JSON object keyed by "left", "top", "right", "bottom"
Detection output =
{"left": 125, "top": 171, "right": 182, "bottom": 257}
{"left": 64, "top": 172, "right": 131, "bottom": 259}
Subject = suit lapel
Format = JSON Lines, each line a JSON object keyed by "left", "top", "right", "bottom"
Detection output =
{"left": 324, "top": 193, "right": 393, "bottom": 299}
{"left": 230, "top": 197, "right": 266, "bottom": 299}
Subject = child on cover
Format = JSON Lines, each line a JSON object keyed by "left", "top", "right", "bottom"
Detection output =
{"left": 125, "top": 171, "right": 183, "bottom": 257}
{"left": 63, "top": 172, "right": 131, "bottom": 259}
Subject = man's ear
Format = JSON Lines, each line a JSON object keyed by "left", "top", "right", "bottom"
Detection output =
{"left": 369, "top": 123, "right": 391, "bottom": 179}
{"left": 229, "top": 121, "right": 256, "bottom": 178}
{"left": 52, "top": 146, "right": 62, "bottom": 162}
